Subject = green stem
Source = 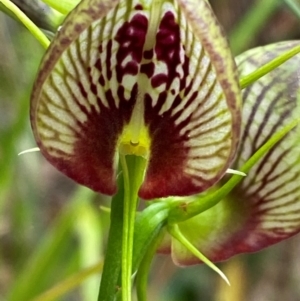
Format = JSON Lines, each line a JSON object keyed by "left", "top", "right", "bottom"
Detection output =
{"left": 136, "top": 230, "right": 164, "bottom": 301}
{"left": 0, "top": 0, "right": 50, "bottom": 48}
{"left": 132, "top": 202, "right": 169, "bottom": 271}
{"left": 97, "top": 171, "right": 124, "bottom": 301}
{"left": 169, "top": 116, "right": 300, "bottom": 223}
{"left": 120, "top": 155, "right": 147, "bottom": 301}
{"left": 115, "top": 202, "right": 170, "bottom": 301}
{"left": 120, "top": 154, "right": 132, "bottom": 301}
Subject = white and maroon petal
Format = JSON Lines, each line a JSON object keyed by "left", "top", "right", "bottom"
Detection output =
{"left": 31, "top": 0, "right": 241, "bottom": 198}
{"left": 169, "top": 41, "right": 300, "bottom": 265}
{"left": 231, "top": 41, "right": 300, "bottom": 252}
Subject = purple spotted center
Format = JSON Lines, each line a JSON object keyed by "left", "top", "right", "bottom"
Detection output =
{"left": 63, "top": 10, "right": 194, "bottom": 198}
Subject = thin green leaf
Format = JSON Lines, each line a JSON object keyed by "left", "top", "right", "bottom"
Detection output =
{"left": 229, "top": 0, "right": 280, "bottom": 54}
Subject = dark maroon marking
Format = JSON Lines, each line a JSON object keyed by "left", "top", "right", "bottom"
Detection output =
{"left": 139, "top": 90, "right": 207, "bottom": 199}
{"left": 94, "top": 58, "right": 102, "bottom": 72}
{"left": 115, "top": 14, "right": 148, "bottom": 83}
{"left": 89, "top": 55, "right": 106, "bottom": 86}
{"left": 78, "top": 82, "right": 88, "bottom": 99}
{"left": 143, "top": 49, "right": 153, "bottom": 59}
{"left": 99, "top": 74, "right": 105, "bottom": 86}
{"left": 90, "top": 82, "right": 97, "bottom": 95}
{"left": 153, "top": 11, "right": 181, "bottom": 89}
{"left": 181, "top": 55, "right": 191, "bottom": 93}
{"left": 123, "top": 61, "right": 139, "bottom": 76}
{"left": 136, "top": 12, "right": 218, "bottom": 199}
{"left": 140, "top": 62, "right": 155, "bottom": 78}
{"left": 42, "top": 27, "right": 140, "bottom": 195}
{"left": 106, "top": 40, "right": 113, "bottom": 80}
{"left": 134, "top": 4, "right": 143, "bottom": 10}
{"left": 151, "top": 74, "right": 167, "bottom": 88}
{"left": 42, "top": 83, "right": 138, "bottom": 196}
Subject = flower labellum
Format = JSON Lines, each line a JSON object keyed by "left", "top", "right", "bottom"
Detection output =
{"left": 30, "top": 0, "right": 241, "bottom": 199}
{"left": 161, "top": 41, "right": 300, "bottom": 265}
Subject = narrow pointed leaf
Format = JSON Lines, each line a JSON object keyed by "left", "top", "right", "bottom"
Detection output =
{"left": 31, "top": 0, "right": 241, "bottom": 199}
{"left": 168, "top": 41, "right": 300, "bottom": 265}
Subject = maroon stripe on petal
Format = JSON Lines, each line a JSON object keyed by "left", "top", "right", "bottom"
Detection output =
{"left": 32, "top": 2, "right": 146, "bottom": 195}
{"left": 216, "top": 42, "right": 300, "bottom": 259}
{"left": 139, "top": 8, "right": 239, "bottom": 199}
{"left": 169, "top": 41, "right": 300, "bottom": 266}
{"left": 32, "top": 0, "right": 241, "bottom": 198}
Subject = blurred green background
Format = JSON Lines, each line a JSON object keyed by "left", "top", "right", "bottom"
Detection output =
{"left": 1, "top": 0, "right": 300, "bottom": 300}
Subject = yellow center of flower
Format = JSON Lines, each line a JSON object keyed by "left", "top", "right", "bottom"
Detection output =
{"left": 119, "top": 121, "right": 150, "bottom": 158}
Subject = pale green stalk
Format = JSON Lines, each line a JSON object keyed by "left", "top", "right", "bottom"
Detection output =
{"left": 120, "top": 154, "right": 132, "bottom": 301}
{"left": 0, "top": 0, "right": 50, "bottom": 48}
{"left": 136, "top": 231, "right": 164, "bottom": 301}
{"left": 120, "top": 155, "right": 147, "bottom": 301}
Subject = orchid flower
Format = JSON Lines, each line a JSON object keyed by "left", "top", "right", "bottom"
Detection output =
{"left": 3, "top": 0, "right": 300, "bottom": 300}
{"left": 161, "top": 40, "right": 300, "bottom": 265}
{"left": 30, "top": 0, "right": 241, "bottom": 199}
{"left": 27, "top": 0, "right": 242, "bottom": 298}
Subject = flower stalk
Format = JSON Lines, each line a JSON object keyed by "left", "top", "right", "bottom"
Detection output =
{"left": 0, "top": 0, "right": 50, "bottom": 48}
{"left": 120, "top": 155, "right": 146, "bottom": 301}
{"left": 97, "top": 169, "right": 124, "bottom": 301}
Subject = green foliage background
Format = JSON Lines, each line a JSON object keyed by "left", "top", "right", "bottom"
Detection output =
{"left": 1, "top": 0, "right": 300, "bottom": 300}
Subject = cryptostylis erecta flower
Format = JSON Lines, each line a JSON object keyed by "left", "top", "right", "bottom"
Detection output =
{"left": 20, "top": 0, "right": 300, "bottom": 297}
{"left": 161, "top": 41, "right": 300, "bottom": 266}
{"left": 30, "top": 0, "right": 241, "bottom": 199}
